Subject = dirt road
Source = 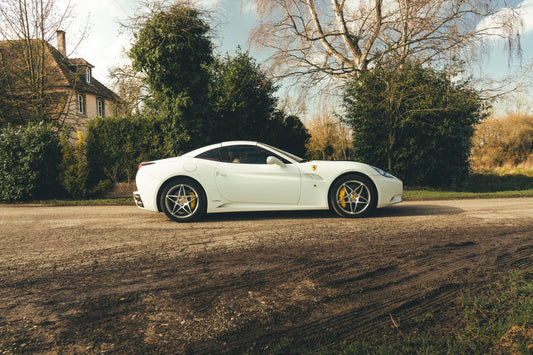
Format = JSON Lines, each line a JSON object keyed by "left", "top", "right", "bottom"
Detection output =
{"left": 1, "top": 198, "right": 532, "bottom": 353}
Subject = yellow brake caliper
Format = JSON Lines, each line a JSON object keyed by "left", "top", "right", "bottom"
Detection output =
{"left": 339, "top": 187, "right": 346, "bottom": 208}
{"left": 190, "top": 192, "right": 196, "bottom": 210}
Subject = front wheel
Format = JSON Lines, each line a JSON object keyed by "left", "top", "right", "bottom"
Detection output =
{"left": 329, "top": 175, "right": 377, "bottom": 218}
{"left": 160, "top": 179, "right": 206, "bottom": 222}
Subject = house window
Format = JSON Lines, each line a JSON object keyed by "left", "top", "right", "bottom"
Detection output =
{"left": 77, "top": 94, "right": 85, "bottom": 115}
{"left": 85, "top": 67, "right": 91, "bottom": 83}
{"left": 97, "top": 99, "right": 105, "bottom": 117}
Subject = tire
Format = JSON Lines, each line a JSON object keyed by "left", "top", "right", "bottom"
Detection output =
{"left": 329, "top": 174, "right": 377, "bottom": 218}
{"left": 159, "top": 178, "right": 206, "bottom": 222}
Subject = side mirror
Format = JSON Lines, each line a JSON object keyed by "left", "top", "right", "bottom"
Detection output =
{"left": 266, "top": 156, "right": 286, "bottom": 168}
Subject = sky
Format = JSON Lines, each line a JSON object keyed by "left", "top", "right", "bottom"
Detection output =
{"left": 62, "top": 0, "right": 533, "bottom": 115}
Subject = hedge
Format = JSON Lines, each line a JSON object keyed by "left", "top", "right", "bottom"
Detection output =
{"left": 86, "top": 116, "right": 167, "bottom": 185}
{"left": 0, "top": 123, "right": 62, "bottom": 201}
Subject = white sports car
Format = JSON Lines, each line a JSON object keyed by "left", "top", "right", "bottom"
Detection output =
{"left": 133, "top": 141, "right": 403, "bottom": 222}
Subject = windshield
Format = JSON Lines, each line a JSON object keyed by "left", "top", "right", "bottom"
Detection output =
{"left": 262, "top": 143, "right": 306, "bottom": 163}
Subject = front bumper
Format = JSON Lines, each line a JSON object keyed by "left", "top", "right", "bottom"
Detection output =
{"left": 375, "top": 176, "right": 403, "bottom": 208}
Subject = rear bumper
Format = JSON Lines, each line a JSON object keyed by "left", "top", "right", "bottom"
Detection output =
{"left": 133, "top": 191, "right": 144, "bottom": 208}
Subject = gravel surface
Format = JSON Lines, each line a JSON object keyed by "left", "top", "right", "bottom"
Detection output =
{"left": 1, "top": 198, "right": 532, "bottom": 353}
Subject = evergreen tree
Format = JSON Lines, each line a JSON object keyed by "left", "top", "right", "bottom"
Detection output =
{"left": 130, "top": 4, "right": 213, "bottom": 155}
{"left": 343, "top": 62, "right": 486, "bottom": 186}
{"left": 209, "top": 49, "right": 309, "bottom": 155}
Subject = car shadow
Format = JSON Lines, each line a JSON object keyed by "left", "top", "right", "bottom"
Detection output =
{"left": 199, "top": 204, "right": 463, "bottom": 223}
{"left": 372, "top": 204, "right": 464, "bottom": 218}
{"left": 202, "top": 210, "right": 333, "bottom": 222}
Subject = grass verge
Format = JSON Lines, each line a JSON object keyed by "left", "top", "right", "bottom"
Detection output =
{"left": 405, "top": 168, "right": 533, "bottom": 200}
{"left": 340, "top": 270, "right": 533, "bottom": 354}
{"left": 256, "top": 270, "right": 533, "bottom": 354}
{"left": 31, "top": 197, "right": 135, "bottom": 206}
{"left": 403, "top": 188, "right": 533, "bottom": 200}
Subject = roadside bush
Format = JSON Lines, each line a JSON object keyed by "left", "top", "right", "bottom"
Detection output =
{"left": 471, "top": 114, "right": 533, "bottom": 168}
{"left": 86, "top": 115, "right": 167, "bottom": 186}
{"left": 59, "top": 130, "right": 89, "bottom": 199}
{"left": 460, "top": 172, "right": 533, "bottom": 192}
{"left": 0, "top": 122, "right": 62, "bottom": 201}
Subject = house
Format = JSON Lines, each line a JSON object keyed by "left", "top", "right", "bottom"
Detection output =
{"left": 0, "top": 31, "right": 121, "bottom": 130}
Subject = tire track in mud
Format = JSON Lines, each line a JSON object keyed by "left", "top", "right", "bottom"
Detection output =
{"left": 191, "top": 227, "right": 533, "bottom": 353}
{"left": 496, "top": 244, "right": 533, "bottom": 269}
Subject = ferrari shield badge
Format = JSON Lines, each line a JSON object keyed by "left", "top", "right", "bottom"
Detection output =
{"left": 312, "top": 164, "right": 317, "bottom": 171}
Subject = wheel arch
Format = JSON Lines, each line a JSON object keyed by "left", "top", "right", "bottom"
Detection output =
{"left": 327, "top": 172, "right": 378, "bottom": 210}
{"left": 156, "top": 175, "right": 207, "bottom": 213}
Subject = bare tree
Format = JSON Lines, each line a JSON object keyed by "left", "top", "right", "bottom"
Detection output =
{"left": 108, "top": 62, "right": 147, "bottom": 116}
{"left": 306, "top": 109, "right": 352, "bottom": 160}
{"left": 246, "top": 0, "right": 523, "bottom": 84}
{"left": 0, "top": 0, "right": 84, "bottom": 125}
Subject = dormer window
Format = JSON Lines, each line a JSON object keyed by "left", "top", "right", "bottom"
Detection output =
{"left": 85, "top": 67, "right": 91, "bottom": 83}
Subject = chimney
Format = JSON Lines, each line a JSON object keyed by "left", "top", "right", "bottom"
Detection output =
{"left": 56, "top": 30, "right": 66, "bottom": 56}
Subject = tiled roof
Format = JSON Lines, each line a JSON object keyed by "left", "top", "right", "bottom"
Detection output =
{"left": 66, "top": 58, "right": 94, "bottom": 68}
{"left": 46, "top": 42, "right": 119, "bottom": 101}
{"left": 0, "top": 39, "right": 119, "bottom": 102}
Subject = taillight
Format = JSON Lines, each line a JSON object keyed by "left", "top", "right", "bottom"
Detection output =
{"left": 138, "top": 162, "right": 155, "bottom": 170}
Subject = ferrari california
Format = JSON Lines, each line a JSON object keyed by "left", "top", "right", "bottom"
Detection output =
{"left": 133, "top": 141, "right": 403, "bottom": 222}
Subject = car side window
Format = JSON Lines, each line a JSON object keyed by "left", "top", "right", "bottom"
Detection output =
{"left": 197, "top": 145, "right": 292, "bottom": 164}
{"left": 196, "top": 148, "right": 221, "bottom": 161}
{"left": 219, "top": 145, "right": 290, "bottom": 164}
{"left": 220, "top": 146, "right": 266, "bottom": 164}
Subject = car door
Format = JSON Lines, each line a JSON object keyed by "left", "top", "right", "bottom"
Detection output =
{"left": 214, "top": 145, "right": 301, "bottom": 204}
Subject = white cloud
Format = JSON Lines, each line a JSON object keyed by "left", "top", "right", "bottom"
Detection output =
{"left": 196, "top": 0, "right": 220, "bottom": 10}
{"left": 520, "top": 0, "right": 533, "bottom": 34}
{"left": 241, "top": 0, "right": 257, "bottom": 14}
{"left": 476, "top": 1, "right": 530, "bottom": 39}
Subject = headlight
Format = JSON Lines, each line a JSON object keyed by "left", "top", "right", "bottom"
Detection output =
{"left": 372, "top": 166, "right": 396, "bottom": 179}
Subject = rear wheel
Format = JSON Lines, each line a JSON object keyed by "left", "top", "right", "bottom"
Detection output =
{"left": 160, "top": 178, "right": 205, "bottom": 222}
{"left": 329, "top": 175, "right": 377, "bottom": 218}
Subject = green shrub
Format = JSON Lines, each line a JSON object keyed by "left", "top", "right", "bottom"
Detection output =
{"left": 0, "top": 122, "right": 62, "bottom": 201}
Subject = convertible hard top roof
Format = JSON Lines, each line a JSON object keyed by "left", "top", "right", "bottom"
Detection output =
{"left": 182, "top": 141, "right": 260, "bottom": 158}
{"left": 182, "top": 141, "right": 305, "bottom": 163}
